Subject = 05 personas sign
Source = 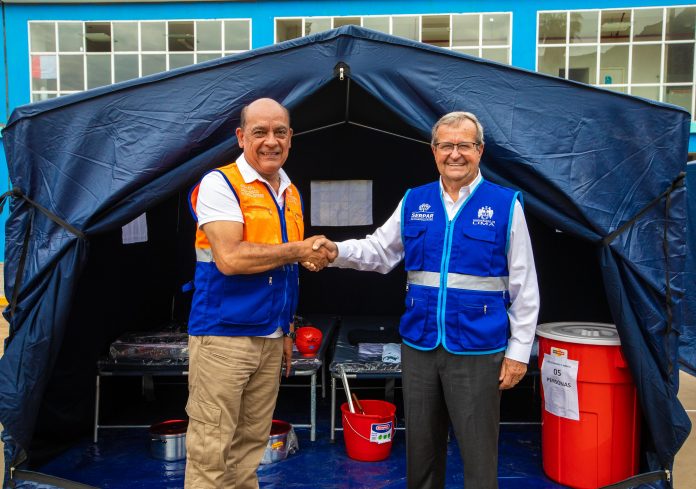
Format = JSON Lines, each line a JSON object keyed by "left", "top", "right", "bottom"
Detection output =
{"left": 541, "top": 347, "right": 580, "bottom": 420}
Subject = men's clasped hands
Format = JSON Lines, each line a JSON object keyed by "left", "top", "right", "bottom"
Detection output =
{"left": 300, "top": 236, "right": 338, "bottom": 272}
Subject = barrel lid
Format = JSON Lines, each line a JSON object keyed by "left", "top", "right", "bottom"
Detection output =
{"left": 536, "top": 322, "right": 620, "bottom": 346}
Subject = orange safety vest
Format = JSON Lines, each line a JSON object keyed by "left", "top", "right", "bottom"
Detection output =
{"left": 190, "top": 162, "right": 304, "bottom": 250}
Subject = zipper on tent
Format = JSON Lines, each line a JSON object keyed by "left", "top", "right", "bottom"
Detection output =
{"left": 333, "top": 61, "right": 350, "bottom": 81}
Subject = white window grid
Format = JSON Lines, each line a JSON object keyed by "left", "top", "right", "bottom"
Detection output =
{"left": 29, "top": 19, "right": 252, "bottom": 101}
{"left": 536, "top": 7, "right": 696, "bottom": 119}
{"left": 273, "top": 13, "right": 512, "bottom": 63}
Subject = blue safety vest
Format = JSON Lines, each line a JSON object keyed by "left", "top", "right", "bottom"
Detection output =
{"left": 400, "top": 179, "right": 519, "bottom": 354}
{"left": 187, "top": 164, "right": 303, "bottom": 337}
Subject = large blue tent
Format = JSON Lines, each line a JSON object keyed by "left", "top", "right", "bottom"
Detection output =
{"left": 0, "top": 26, "right": 692, "bottom": 487}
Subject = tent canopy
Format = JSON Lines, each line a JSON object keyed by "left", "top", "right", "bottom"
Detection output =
{"left": 0, "top": 26, "right": 692, "bottom": 484}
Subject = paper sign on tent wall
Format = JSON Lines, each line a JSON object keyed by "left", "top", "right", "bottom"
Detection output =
{"left": 311, "top": 180, "right": 373, "bottom": 226}
{"left": 122, "top": 213, "right": 148, "bottom": 244}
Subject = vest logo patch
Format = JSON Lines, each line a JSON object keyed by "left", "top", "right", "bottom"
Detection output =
{"left": 286, "top": 193, "right": 300, "bottom": 208}
{"left": 473, "top": 206, "right": 496, "bottom": 226}
{"left": 411, "top": 202, "right": 434, "bottom": 221}
{"left": 239, "top": 185, "right": 265, "bottom": 199}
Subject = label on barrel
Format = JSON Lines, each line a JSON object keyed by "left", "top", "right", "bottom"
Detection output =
{"left": 541, "top": 351, "right": 580, "bottom": 420}
{"left": 370, "top": 422, "right": 393, "bottom": 444}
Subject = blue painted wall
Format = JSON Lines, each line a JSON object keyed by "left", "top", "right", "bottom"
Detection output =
{"left": 1, "top": 3, "right": 8, "bottom": 262}
{"left": 1, "top": 0, "right": 695, "bottom": 260}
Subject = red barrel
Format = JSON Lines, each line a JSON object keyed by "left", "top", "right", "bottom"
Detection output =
{"left": 537, "top": 322, "right": 640, "bottom": 489}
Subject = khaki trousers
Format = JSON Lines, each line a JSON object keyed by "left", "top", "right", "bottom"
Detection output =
{"left": 184, "top": 335, "right": 283, "bottom": 489}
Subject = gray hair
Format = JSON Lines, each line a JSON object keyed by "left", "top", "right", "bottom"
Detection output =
{"left": 431, "top": 112, "right": 485, "bottom": 146}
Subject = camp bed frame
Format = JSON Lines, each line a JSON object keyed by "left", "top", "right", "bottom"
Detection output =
{"left": 94, "top": 315, "right": 337, "bottom": 443}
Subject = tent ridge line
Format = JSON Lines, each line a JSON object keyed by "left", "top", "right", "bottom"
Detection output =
{"left": 293, "top": 121, "right": 346, "bottom": 138}
{"left": 292, "top": 120, "right": 429, "bottom": 145}
{"left": 347, "top": 121, "right": 429, "bottom": 145}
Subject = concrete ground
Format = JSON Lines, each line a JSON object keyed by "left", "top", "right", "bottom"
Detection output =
{"left": 0, "top": 265, "right": 693, "bottom": 487}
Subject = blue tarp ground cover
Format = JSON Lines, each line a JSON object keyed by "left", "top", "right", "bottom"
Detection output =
{"left": 0, "top": 26, "right": 692, "bottom": 487}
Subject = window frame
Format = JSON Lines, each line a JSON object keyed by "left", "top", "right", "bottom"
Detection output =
{"left": 29, "top": 18, "right": 253, "bottom": 101}
{"left": 536, "top": 6, "right": 696, "bottom": 119}
{"left": 273, "top": 12, "right": 513, "bottom": 64}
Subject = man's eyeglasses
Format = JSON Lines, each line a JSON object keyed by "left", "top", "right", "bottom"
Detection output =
{"left": 434, "top": 142, "right": 480, "bottom": 154}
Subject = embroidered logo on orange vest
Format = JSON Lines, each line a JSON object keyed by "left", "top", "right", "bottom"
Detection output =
{"left": 239, "top": 184, "right": 265, "bottom": 199}
{"left": 286, "top": 193, "right": 300, "bottom": 207}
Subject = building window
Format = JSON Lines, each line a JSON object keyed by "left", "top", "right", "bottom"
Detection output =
{"left": 29, "top": 19, "right": 251, "bottom": 101}
{"left": 538, "top": 7, "right": 696, "bottom": 119}
{"left": 275, "top": 13, "right": 512, "bottom": 64}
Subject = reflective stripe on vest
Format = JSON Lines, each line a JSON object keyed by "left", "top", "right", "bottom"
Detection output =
{"left": 196, "top": 248, "right": 214, "bottom": 262}
{"left": 407, "top": 270, "right": 509, "bottom": 292}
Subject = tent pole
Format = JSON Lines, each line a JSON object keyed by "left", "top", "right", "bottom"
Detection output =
{"left": 171, "top": 192, "right": 181, "bottom": 321}
{"left": 344, "top": 77, "right": 350, "bottom": 122}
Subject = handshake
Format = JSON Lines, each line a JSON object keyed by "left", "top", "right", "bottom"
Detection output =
{"left": 299, "top": 236, "right": 337, "bottom": 272}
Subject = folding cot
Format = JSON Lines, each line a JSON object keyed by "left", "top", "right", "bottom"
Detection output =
{"left": 94, "top": 315, "right": 338, "bottom": 443}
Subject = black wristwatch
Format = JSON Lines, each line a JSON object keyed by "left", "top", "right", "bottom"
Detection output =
{"left": 284, "top": 331, "right": 296, "bottom": 340}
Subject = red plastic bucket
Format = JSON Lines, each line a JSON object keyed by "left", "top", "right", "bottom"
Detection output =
{"left": 341, "top": 400, "right": 396, "bottom": 461}
{"left": 537, "top": 322, "right": 640, "bottom": 489}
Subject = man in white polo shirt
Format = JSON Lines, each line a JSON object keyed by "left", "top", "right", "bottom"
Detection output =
{"left": 185, "top": 98, "right": 334, "bottom": 489}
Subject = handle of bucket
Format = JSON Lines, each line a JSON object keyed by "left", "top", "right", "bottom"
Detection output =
{"left": 342, "top": 414, "right": 395, "bottom": 442}
{"left": 343, "top": 414, "right": 372, "bottom": 442}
